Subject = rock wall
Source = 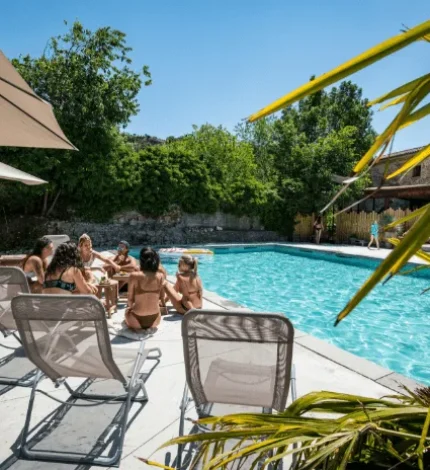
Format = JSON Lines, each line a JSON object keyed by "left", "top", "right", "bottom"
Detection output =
{"left": 46, "top": 211, "right": 284, "bottom": 247}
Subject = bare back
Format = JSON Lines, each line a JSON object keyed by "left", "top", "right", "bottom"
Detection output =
{"left": 176, "top": 273, "right": 203, "bottom": 309}
{"left": 128, "top": 271, "right": 164, "bottom": 316}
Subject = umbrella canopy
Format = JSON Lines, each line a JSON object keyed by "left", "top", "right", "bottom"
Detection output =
{"left": 0, "top": 162, "right": 47, "bottom": 185}
{"left": 0, "top": 50, "right": 77, "bottom": 150}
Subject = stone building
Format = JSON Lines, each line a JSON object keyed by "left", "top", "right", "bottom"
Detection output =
{"left": 360, "top": 147, "right": 430, "bottom": 212}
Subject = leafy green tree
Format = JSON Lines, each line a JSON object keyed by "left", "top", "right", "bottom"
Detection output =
{"left": 13, "top": 21, "right": 151, "bottom": 150}
{"left": 123, "top": 133, "right": 164, "bottom": 151}
{"left": 136, "top": 144, "right": 218, "bottom": 215}
{"left": 177, "top": 124, "right": 265, "bottom": 215}
{"left": 259, "top": 81, "right": 375, "bottom": 234}
{"left": 0, "top": 20, "right": 151, "bottom": 218}
{"left": 235, "top": 117, "right": 277, "bottom": 183}
{"left": 282, "top": 79, "right": 376, "bottom": 150}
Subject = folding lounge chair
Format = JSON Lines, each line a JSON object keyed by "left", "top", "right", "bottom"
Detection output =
{"left": 43, "top": 234, "right": 70, "bottom": 251}
{"left": 43, "top": 234, "right": 70, "bottom": 264}
{"left": 0, "top": 267, "right": 36, "bottom": 386}
{"left": 177, "top": 309, "right": 297, "bottom": 469}
{"left": 11, "top": 294, "right": 162, "bottom": 467}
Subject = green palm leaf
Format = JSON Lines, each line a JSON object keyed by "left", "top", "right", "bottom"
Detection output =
{"left": 147, "top": 390, "right": 430, "bottom": 470}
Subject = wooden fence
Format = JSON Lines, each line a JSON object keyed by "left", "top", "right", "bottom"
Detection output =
{"left": 294, "top": 208, "right": 416, "bottom": 243}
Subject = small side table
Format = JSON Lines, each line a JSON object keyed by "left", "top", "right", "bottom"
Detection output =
{"left": 96, "top": 280, "right": 119, "bottom": 318}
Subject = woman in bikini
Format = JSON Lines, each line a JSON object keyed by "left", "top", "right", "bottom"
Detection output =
{"left": 43, "top": 242, "right": 98, "bottom": 295}
{"left": 164, "top": 255, "right": 203, "bottom": 314}
{"left": 313, "top": 215, "right": 324, "bottom": 245}
{"left": 22, "top": 237, "right": 54, "bottom": 293}
{"left": 125, "top": 247, "right": 164, "bottom": 330}
{"left": 78, "top": 234, "right": 119, "bottom": 283}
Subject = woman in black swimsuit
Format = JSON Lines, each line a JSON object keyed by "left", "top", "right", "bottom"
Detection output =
{"left": 313, "top": 215, "right": 324, "bottom": 245}
{"left": 43, "top": 242, "right": 98, "bottom": 295}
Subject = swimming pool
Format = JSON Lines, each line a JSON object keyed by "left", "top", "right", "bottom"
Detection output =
{"left": 131, "top": 246, "right": 430, "bottom": 384}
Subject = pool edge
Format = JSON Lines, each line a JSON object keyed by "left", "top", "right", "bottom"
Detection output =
{"left": 202, "top": 242, "right": 428, "bottom": 267}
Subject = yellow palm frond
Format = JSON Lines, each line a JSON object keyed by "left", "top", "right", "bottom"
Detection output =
{"left": 368, "top": 73, "right": 430, "bottom": 107}
{"left": 353, "top": 77, "right": 430, "bottom": 173}
{"left": 383, "top": 203, "right": 430, "bottom": 230}
{"left": 248, "top": 20, "right": 430, "bottom": 122}
{"left": 399, "top": 102, "right": 430, "bottom": 130}
{"left": 388, "top": 237, "right": 430, "bottom": 264}
{"left": 386, "top": 144, "right": 430, "bottom": 179}
{"left": 379, "top": 94, "right": 408, "bottom": 110}
{"left": 335, "top": 205, "right": 430, "bottom": 325}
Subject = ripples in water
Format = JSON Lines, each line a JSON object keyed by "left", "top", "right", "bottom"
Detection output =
{"left": 162, "top": 250, "right": 430, "bottom": 384}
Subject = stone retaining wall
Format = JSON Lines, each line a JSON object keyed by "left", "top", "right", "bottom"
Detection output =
{"left": 0, "top": 211, "right": 285, "bottom": 252}
{"left": 47, "top": 213, "right": 283, "bottom": 247}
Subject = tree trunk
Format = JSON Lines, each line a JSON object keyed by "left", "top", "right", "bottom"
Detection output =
{"left": 46, "top": 190, "right": 61, "bottom": 217}
{"left": 41, "top": 190, "right": 49, "bottom": 217}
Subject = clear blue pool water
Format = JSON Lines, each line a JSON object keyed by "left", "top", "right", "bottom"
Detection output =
{"left": 131, "top": 247, "right": 430, "bottom": 384}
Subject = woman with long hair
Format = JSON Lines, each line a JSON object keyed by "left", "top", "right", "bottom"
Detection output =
{"left": 78, "top": 233, "right": 118, "bottom": 283}
{"left": 125, "top": 247, "right": 164, "bottom": 330}
{"left": 164, "top": 254, "right": 203, "bottom": 314}
{"left": 43, "top": 242, "right": 97, "bottom": 295}
{"left": 22, "top": 237, "right": 54, "bottom": 293}
{"left": 78, "top": 234, "right": 118, "bottom": 268}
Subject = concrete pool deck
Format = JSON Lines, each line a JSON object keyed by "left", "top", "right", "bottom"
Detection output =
{"left": 0, "top": 243, "right": 425, "bottom": 469}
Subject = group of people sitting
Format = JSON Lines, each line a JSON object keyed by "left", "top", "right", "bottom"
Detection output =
{"left": 20, "top": 235, "right": 203, "bottom": 331}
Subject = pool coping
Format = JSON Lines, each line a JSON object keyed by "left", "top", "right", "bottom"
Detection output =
{"left": 176, "top": 274, "right": 425, "bottom": 395}
{"left": 201, "top": 242, "right": 429, "bottom": 267}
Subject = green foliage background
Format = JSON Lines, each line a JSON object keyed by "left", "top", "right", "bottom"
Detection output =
{"left": 0, "top": 21, "right": 375, "bottom": 236}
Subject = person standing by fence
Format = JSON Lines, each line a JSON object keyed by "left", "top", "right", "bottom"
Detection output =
{"left": 313, "top": 215, "right": 324, "bottom": 244}
{"left": 368, "top": 220, "right": 380, "bottom": 250}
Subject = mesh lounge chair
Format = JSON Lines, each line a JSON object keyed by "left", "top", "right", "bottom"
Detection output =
{"left": 43, "top": 234, "right": 70, "bottom": 251}
{"left": 43, "top": 234, "right": 70, "bottom": 264}
{"left": 177, "top": 309, "right": 297, "bottom": 469}
{"left": 11, "top": 294, "right": 162, "bottom": 467}
{"left": 0, "top": 267, "right": 36, "bottom": 386}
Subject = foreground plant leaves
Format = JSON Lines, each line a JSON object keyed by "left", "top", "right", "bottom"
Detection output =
{"left": 388, "top": 237, "right": 430, "bottom": 264}
{"left": 335, "top": 205, "right": 430, "bottom": 325}
{"left": 353, "top": 75, "right": 430, "bottom": 174}
{"left": 383, "top": 203, "right": 430, "bottom": 231}
{"left": 147, "top": 390, "right": 430, "bottom": 470}
{"left": 368, "top": 72, "right": 430, "bottom": 107}
{"left": 387, "top": 143, "right": 430, "bottom": 179}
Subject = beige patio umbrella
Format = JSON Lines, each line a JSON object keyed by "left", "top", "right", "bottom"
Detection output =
{"left": 0, "top": 161, "right": 47, "bottom": 185}
{"left": 0, "top": 50, "right": 77, "bottom": 150}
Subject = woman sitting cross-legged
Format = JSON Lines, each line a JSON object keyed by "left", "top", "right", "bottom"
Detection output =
{"left": 125, "top": 247, "right": 164, "bottom": 331}
{"left": 164, "top": 255, "right": 203, "bottom": 314}
{"left": 43, "top": 242, "right": 98, "bottom": 296}
{"left": 22, "top": 237, "right": 54, "bottom": 293}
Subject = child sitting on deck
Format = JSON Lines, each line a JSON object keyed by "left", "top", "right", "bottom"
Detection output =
{"left": 164, "top": 255, "right": 203, "bottom": 314}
